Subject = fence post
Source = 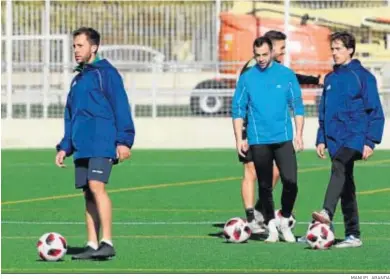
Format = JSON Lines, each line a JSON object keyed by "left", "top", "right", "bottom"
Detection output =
{"left": 6, "top": 0, "right": 13, "bottom": 119}
{"left": 43, "top": 0, "right": 50, "bottom": 118}
{"left": 63, "top": 35, "right": 70, "bottom": 97}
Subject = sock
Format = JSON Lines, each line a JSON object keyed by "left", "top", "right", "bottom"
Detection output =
{"left": 87, "top": 241, "right": 98, "bottom": 250}
{"left": 245, "top": 208, "right": 255, "bottom": 222}
{"left": 101, "top": 239, "right": 113, "bottom": 247}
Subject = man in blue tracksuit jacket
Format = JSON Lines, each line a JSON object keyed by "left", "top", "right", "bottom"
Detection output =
{"left": 55, "top": 27, "right": 135, "bottom": 259}
{"left": 312, "top": 31, "right": 385, "bottom": 248}
{"left": 232, "top": 36, "right": 305, "bottom": 243}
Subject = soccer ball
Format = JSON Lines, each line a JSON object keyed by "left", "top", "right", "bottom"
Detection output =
{"left": 37, "top": 232, "right": 67, "bottom": 261}
{"left": 306, "top": 222, "right": 335, "bottom": 250}
{"left": 223, "top": 217, "right": 252, "bottom": 243}
{"left": 274, "top": 209, "right": 296, "bottom": 230}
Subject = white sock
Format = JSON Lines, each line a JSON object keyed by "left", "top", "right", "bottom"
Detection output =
{"left": 101, "top": 239, "right": 113, "bottom": 247}
{"left": 87, "top": 241, "right": 98, "bottom": 250}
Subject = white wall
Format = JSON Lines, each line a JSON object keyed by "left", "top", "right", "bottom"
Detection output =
{"left": 1, "top": 118, "right": 389, "bottom": 150}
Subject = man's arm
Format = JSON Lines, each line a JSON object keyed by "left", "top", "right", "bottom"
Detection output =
{"left": 316, "top": 86, "right": 327, "bottom": 147}
{"left": 288, "top": 74, "right": 305, "bottom": 117}
{"left": 294, "top": 116, "right": 304, "bottom": 138}
{"left": 295, "top": 73, "right": 320, "bottom": 85}
{"left": 106, "top": 69, "right": 135, "bottom": 149}
{"left": 232, "top": 75, "right": 249, "bottom": 156}
{"left": 233, "top": 118, "right": 244, "bottom": 143}
{"left": 362, "top": 73, "right": 385, "bottom": 149}
{"left": 288, "top": 74, "right": 305, "bottom": 150}
{"left": 232, "top": 75, "right": 249, "bottom": 121}
{"left": 56, "top": 94, "right": 73, "bottom": 156}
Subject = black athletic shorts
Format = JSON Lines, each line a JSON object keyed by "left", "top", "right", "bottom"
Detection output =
{"left": 74, "top": 157, "right": 113, "bottom": 190}
{"left": 238, "top": 149, "right": 253, "bottom": 164}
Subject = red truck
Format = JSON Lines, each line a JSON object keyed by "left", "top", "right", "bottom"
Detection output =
{"left": 190, "top": 11, "right": 333, "bottom": 115}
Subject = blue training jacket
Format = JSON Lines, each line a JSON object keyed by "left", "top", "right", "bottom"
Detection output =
{"left": 232, "top": 62, "right": 305, "bottom": 145}
{"left": 56, "top": 58, "right": 135, "bottom": 160}
{"left": 316, "top": 59, "right": 385, "bottom": 158}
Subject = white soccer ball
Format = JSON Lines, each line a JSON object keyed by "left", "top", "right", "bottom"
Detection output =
{"left": 274, "top": 209, "right": 296, "bottom": 230}
{"left": 37, "top": 232, "right": 67, "bottom": 261}
{"left": 306, "top": 222, "right": 335, "bottom": 250}
{"left": 223, "top": 217, "right": 252, "bottom": 243}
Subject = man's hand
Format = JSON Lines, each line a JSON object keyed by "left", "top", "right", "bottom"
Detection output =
{"left": 116, "top": 145, "right": 131, "bottom": 162}
{"left": 362, "top": 145, "right": 374, "bottom": 160}
{"left": 236, "top": 139, "right": 248, "bottom": 158}
{"left": 294, "top": 135, "right": 304, "bottom": 152}
{"left": 316, "top": 143, "right": 326, "bottom": 159}
{"left": 55, "top": 150, "right": 67, "bottom": 168}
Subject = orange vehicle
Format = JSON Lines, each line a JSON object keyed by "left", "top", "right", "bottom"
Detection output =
{"left": 190, "top": 11, "right": 333, "bottom": 115}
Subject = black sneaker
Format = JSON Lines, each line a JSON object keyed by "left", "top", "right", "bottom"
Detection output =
{"left": 91, "top": 242, "right": 116, "bottom": 260}
{"left": 71, "top": 246, "right": 97, "bottom": 260}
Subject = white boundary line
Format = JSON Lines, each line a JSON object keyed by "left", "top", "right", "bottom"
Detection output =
{"left": 3, "top": 162, "right": 390, "bottom": 168}
{"left": 2, "top": 220, "right": 390, "bottom": 225}
{"left": 2, "top": 162, "right": 327, "bottom": 167}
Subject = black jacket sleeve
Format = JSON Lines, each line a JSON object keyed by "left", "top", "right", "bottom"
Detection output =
{"left": 295, "top": 73, "right": 320, "bottom": 85}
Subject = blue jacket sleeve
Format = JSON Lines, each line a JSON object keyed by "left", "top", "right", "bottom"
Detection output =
{"left": 287, "top": 73, "right": 305, "bottom": 116}
{"left": 56, "top": 94, "right": 73, "bottom": 156}
{"left": 362, "top": 73, "right": 385, "bottom": 149}
{"left": 316, "top": 87, "right": 326, "bottom": 147}
{"left": 106, "top": 69, "right": 135, "bottom": 148}
{"left": 231, "top": 75, "right": 248, "bottom": 119}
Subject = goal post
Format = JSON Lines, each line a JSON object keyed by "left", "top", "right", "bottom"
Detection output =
{"left": 2, "top": 34, "right": 70, "bottom": 119}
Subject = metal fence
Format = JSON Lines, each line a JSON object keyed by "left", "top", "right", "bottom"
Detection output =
{"left": 2, "top": 1, "right": 389, "bottom": 65}
{"left": 2, "top": 59, "right": 390, "bottom": 119}
{"left": 1, "top": 1, "right": 234, "bottom": 64}
{"left": 2, "top": 0, "right": 390, "bottom": 119}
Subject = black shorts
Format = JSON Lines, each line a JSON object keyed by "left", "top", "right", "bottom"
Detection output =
{"left": 238, "top": 149, "right": 253, "bottom": 164}
{"left": 75, "top": 157, "right": 113, "bottom": 190}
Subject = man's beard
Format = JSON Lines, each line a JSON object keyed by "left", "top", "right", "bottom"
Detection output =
{"left": 79, "top": 53, "right": 93, "bottom": 65}
{"left": 258, "top": 60, "right": 271, "bottom": 70}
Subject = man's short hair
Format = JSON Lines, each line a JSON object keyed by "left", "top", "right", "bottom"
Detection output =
{"left": 253, "top": 36, "right": 273, "bottom": 51}
{"left": 72, "top": 27, "right": 101, "bottom": 47}
{"left": 330, "top": 31, "right": 356, "bottom": 57}
{"left": 264, "top": 30, "right": 286, "bottom": 42}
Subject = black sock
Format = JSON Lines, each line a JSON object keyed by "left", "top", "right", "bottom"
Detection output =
{"left": 245, "top": 208, "right": 255, "bottom": 222}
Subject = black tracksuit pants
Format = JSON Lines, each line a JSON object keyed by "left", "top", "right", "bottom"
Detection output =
{"left": 323, "top": 147, "right": 362, "bottom": 238}
{"left": 251, "top": 141, "right": 298, "bottom": 224}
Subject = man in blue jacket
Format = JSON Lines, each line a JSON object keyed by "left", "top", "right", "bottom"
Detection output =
{"left": 232, "top": 36, "right": 305, "bottom": 243}
{"left": 312, "top": 31, "right": 385, "bottom": 248}
{"left": 55, "top": 27, "right": 135, "bottom": 259}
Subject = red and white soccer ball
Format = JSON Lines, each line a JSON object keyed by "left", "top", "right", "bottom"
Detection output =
{"left": 306, "top": 222, "right": 335, "bottom": 250}
{"left": 37, "top": 232, "right": 67, "bottom": 261}
{"left": 274, "top": 209, "right": 297, "bottom": 230}
{"left": 223, "top": 217, "right": 252, "bottom": 243}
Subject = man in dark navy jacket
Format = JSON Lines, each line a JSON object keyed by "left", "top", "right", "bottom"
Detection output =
{"left": 312, "top": 31, "right": 385, "bottom": 248}
{"left": 55, "top": 27, "right": 135, "bottom": 259}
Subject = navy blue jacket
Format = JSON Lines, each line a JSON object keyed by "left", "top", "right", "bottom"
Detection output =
{"left": 57, "top": 59, "right": 135, "bottom": 160}
{"left": 316, "top": 59, "right": 384, "bottom": 157}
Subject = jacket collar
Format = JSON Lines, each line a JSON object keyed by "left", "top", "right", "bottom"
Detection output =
{"left": 74, "top": 54, "right": 101, "bottom": 72}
